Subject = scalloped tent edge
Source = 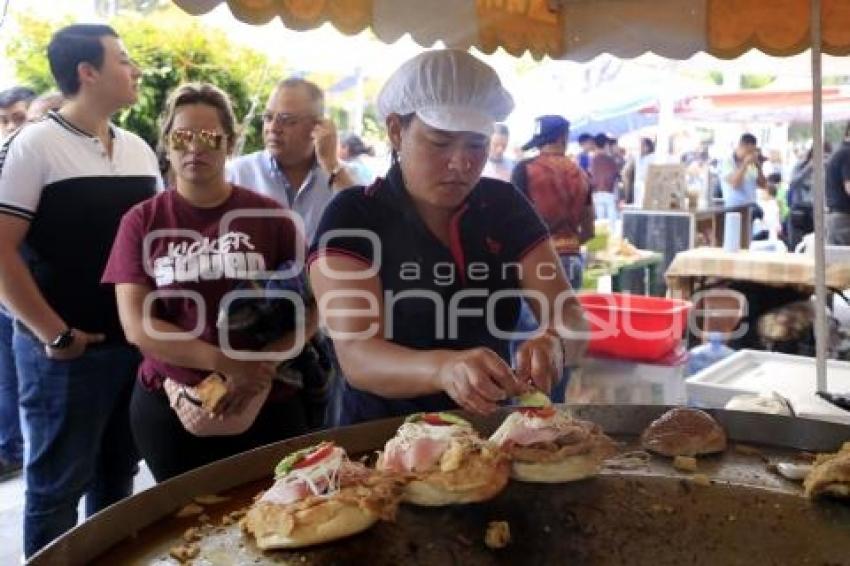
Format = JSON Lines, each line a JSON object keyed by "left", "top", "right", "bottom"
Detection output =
{"left": 172, "top": 0, "right": 850, "bottom": 62}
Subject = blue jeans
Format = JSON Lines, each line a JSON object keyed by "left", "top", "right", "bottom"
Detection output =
{"left": 0, "top": 310, "right": 22, "bottom": 464}
{"left": 509, "top": 255, "right": 582, "bottom": 403}
{"left": 14, "top": 328, "right": 140, "bottom": 558}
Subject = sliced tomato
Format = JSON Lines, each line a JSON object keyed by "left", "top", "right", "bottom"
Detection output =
{"left": 422, "top": 413, "right": 450, "bottom": 426}
{"left": 518, "top": 406, "right": 556, "bottom": 418}
{"left": 293, "top": 441, "right": 335, "bottom": 470}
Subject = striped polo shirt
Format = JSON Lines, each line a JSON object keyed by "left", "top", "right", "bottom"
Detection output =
{"left": 0, "top": 111, "right": 161, "bottom": 343}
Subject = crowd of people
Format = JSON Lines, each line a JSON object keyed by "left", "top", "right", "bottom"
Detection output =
{"left": 0, "top": 24, "right": 589, "bottom": 559}
{"left": 486, "top": 119, "right": 847, "bottom": 255}
{"left": 1, "top": 21, "right": 848, "bottom": 561}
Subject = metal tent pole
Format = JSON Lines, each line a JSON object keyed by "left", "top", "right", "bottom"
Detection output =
{"left": 812, "top": 0, "right": 828, "bottom": 394}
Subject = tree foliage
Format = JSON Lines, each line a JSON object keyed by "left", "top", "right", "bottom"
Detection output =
{"left": 6, "top": 9, "right": 284, "bottom": 153}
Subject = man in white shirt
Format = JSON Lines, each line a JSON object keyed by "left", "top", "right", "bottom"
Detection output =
{"left": 0, "top": 24, "right": 160, "bottom": 557}
{"left": 227, "top": 78, "right": 354, "bottom": 243}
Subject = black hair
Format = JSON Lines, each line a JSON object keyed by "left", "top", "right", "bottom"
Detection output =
{"left": 641, "top": 137, "right": 655, "bottom": 154}
{"left": 767, "top": 172, "right": 782, "bottom": 184}
{"left": 739, "top": 132, "right": 757, "bottom": 146}
{"left": 0, "top": 86, "right": 36, "bottom": 109}
{"left": 47, "top": 24, "right": 119, "bottom": 96}
{"left": 593, "top": 133, "right": 608, "bottom": 149}
{"left": 577, "top": 133, "right": 592, "bottom": 143}
{"left": 493, "top": 123, "right": 509, "bottom": 137}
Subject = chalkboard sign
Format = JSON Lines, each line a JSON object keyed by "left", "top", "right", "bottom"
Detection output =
{"left": 621, "top": 210, "right": 694, "bottom": 294}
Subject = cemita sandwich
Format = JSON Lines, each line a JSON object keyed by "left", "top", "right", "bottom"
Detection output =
{"left": 243, "top": 442, "right": 403, "bottom": 549}
{"left": 376, "top": 412, "right": 510, "bottom": 506}
{"left": 490, "top": 405, "right": 617, "bottom": 483}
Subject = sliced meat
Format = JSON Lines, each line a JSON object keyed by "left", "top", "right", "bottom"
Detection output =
{"left": 490, "top": 411, "right": 594, "bottom": 449}
{"left": 260, "top": 459, "right": 371, "bottom": 505}
{"left": 260, "top": 478, "right": 314, "bottom": 505}
{"left": 381, "top": 435, "right": 449, "bottom": 473}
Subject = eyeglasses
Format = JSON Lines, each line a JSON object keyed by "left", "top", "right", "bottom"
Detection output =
{"left": 261, "top": 111, "right": 316, "bottom": 128}
{"left": 168, "top": 129, "right": 225, "bottom": 151}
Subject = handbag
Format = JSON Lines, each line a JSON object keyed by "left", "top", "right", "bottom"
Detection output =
{"left": 162, "top": 373, "right": 271, "bottom": 437}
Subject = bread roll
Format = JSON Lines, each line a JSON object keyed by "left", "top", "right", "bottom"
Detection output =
{"left": 640, "top": 407, "right": 727, "bottom": 457}
{"left": 245, "top": 499, "right": 378, "bottom": 550}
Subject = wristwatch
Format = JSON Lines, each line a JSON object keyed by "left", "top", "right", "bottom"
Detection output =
{"left": 47, "top": 328, "right": 75, "bottom": 350}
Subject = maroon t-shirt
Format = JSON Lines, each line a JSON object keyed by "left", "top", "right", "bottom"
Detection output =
{"left": 102, "top": 185, "right": 303, "bottom": 389}
{"left": 589, "top": 152, "right": 620, "bottom": 193}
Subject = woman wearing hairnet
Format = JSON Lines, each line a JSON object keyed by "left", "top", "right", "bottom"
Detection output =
{"left": 309, "top": 50, "right": 587, "bottom": 425}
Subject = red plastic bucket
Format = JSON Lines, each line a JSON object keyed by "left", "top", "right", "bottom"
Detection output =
{"left": 577, "top": 293, "right": 692, "bottom": 362}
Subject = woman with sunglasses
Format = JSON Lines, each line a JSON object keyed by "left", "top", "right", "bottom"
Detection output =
{"left": 102, "top": 83, "right": 314, "bottom": 481}
{"left": 309, "top": 51, "right": 588, "bottom": 425}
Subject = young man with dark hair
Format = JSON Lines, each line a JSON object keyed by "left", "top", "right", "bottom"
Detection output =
{"left": 0, "top": 24, "right": 160, "bottom": 557}
{"left": 0, "top": 85, "right": 36, "bottom": 138}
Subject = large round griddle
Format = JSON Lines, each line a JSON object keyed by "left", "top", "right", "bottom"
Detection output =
{"left": 28, "top": 405, "right": 850, "bottom": 565}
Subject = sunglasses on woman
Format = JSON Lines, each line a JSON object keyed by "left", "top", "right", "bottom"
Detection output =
{"left": 169, "top": 128, "right": 225, "bottom": 151}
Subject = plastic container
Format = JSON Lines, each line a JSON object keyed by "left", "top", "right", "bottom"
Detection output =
{"left": 577, "top": 292, "right": 692, "bottom": 362}
{"left": 686, "top": 332, "right": 734, "bottom": 376}
{"left": 685, "top": 349, "right": 850, "bottom": 424}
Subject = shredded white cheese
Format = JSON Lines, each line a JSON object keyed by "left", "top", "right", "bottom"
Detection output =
{"left": 283, "top": 447, "right": 346, "bottom": 498}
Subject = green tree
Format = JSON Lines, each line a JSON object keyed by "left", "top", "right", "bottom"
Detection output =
{"left": 740, "top": 73, "right": 775, "bottom": 89}
{"left": 6, "top": 9, "right": 284, "bottom": 154}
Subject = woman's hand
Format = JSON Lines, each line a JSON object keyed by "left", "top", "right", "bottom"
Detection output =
{"left": 435, "top": 348, "right": 526, "bottom": 415}
{"left": 214, "top": 356, "right": 277, "bottom": 417}
{"left": 514, "top": 331, "right": 565, "bottom": 394}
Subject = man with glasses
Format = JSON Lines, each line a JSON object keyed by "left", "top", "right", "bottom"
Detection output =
{"left": 227, "top": 78, "right": 355, "bottom": 243}
{"left": 0, "top": 24, "right": 160, "bottom": 557}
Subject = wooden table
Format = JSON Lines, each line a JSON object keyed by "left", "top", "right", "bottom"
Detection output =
{"left": 665, "top": 247, "right": 850, "bottom": 301}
